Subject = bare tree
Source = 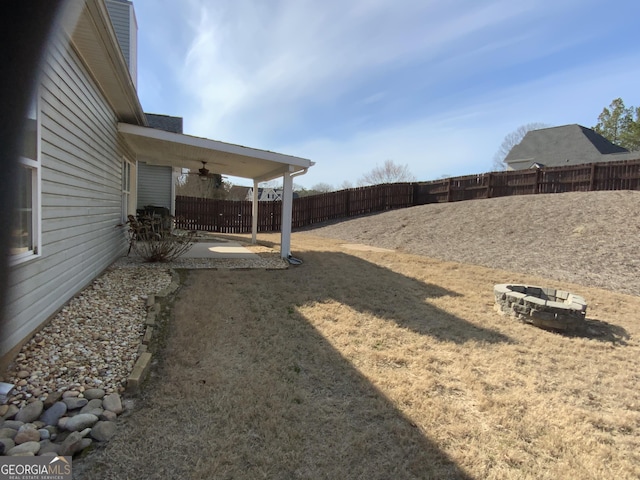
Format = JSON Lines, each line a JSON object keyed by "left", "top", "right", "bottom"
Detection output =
{"left": 176, "top": 172, "right": 230, "bottom": 199}
{"left": 493, "top": 123, "right": 551, "bottom": 171}
{"left": 339, "top": 180, "right": 354, "bottom": 190}
{"left": 311, "top": 182, "right": 334, "bottom": 193}
{"left": 358, "top": 159, "right": 416, "bottom": 186}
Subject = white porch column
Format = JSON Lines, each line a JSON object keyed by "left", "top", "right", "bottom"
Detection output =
{"left": 251, "top": 179, "right": 259, "bottom": 244}
{"left": 280, "top": 167, "right": 294, "bottom": 258}
{"left": 170, "top": 167, "right": 179, "bottom": 216}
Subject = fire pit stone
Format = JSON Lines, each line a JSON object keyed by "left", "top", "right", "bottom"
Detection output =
{"left": 494, "top": 284, "right": 587, "bottom": 331}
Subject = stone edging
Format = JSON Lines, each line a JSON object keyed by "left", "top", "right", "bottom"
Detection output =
{"left": 0, "top": 269, "right": 182, "bottom": 459}
{"left": 494, "top": 283, "right": 587, "bottom": 331}
{"left": 126, "top": 269, "right": 181, "bottom": 394}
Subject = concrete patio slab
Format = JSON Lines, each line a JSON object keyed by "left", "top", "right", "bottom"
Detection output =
{"left": 182, "top": 241, "right": 258, "bottom": 259}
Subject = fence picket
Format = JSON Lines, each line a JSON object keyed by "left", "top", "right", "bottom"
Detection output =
{"left": 174, "top": 159, "right": 640, "bottom": 233}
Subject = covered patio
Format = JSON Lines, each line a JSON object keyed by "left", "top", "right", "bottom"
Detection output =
{"left": 118, "top": 123, "right": 314, "bottom": 259}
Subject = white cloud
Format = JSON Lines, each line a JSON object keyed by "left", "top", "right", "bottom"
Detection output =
{"left": 134, "top": 0, "right": 640, "bottom": 189}
{"left": 276, "top": 51, "right": 640, "bottom": 188}
{"left": 176, "top": 0, "right": 539, "bottom": 140}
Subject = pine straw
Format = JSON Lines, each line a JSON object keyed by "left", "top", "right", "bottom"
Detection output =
{"left": 76, "top": 191, "right": 640, "bottom": 479}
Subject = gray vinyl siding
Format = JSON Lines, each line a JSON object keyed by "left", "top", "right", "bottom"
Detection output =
{"left": 137, "top": 162, "right": 172, "bottom": 210}
{"left": 105, "top": 0, "right": 131, "bottom": 69}
{"left": 3, "top": 30, "right": 132, "bottom": 357}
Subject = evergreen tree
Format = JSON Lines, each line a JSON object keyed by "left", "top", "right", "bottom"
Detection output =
{"left": 593, "top": 98, "right": 640, "bottom": 151}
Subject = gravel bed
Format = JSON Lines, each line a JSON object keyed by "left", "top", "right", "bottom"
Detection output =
{"left": 3, "top": 262, "right": 172, "bottom": 408}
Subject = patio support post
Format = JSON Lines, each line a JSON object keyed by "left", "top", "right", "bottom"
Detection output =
{"left": 251, "top": 179, "right": 259, "bottom": 244}
{"left": 280, "top": 166, "right": 294, "bottom": 259}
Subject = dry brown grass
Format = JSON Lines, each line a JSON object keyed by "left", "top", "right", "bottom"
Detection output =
{"left": 77, "top": 230, "right": 640, "bottom": 479}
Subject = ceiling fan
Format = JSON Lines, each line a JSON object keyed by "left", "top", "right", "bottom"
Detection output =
{"left": 185, "top": 161, "right": 223, "bottom": 187}
{"left": 196, "top": 161, "right": 214, "bottom": 178}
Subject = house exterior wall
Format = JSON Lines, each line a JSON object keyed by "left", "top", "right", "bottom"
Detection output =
{"left": 105, "top": 0, "right": 137, "bottom": 88}
{"left": 3, "top": 29, "right": 132, "bottom": 360}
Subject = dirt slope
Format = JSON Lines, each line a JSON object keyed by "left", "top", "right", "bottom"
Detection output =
{"left": 302, "top": 190, "right": 640, "bottom": 296}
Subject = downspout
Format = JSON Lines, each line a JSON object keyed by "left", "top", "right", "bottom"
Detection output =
{"left": 281, "top": 167, "right": 310, "bottom": 263}
{"left": 290, "top": 167, "right": 309, "bottom": 179}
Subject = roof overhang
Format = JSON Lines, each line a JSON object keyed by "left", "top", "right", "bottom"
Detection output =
{"left": 505, "top": 158, "right": 535, "bottom": 171}
{"left": 118, "top": 123, "right": 314, "bottom": 181}
{"left": 60, "top": 0, "right": 146, "bottom": 125}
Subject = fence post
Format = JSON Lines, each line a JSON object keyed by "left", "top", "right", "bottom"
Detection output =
{"left": 345, "top": 189, "right": 351, "bottom": 216}
{"left": 589, "top": 163, "right": 597, "bottom": 191}
{"left": 446, "top": 178, "right": 452, "bottom": 202}
{"left": 535, "top": 169, "right": 542, "bottom": 194}
{"left": 486, "top": 173, "right": 492, "bottom": 199}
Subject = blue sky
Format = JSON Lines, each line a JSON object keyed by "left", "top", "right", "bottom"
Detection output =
{"left": 133, "top": 0, "right": 640, "bottom": 189}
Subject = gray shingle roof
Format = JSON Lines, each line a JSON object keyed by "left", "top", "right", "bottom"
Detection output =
{"left": 144, "top": 113, "right": 183, "bottom": 134}
{"left": 505, "top": 124, "right": 629, "bottom": 169}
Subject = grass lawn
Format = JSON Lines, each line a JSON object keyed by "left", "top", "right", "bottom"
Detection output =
{"left": 78, "top": 233, "right": 640, "bottom": 479}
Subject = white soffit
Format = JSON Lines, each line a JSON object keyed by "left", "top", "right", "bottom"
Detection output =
{"left": 62, "top": 0, "right": 145, "bottom": 125}
{"left": 118, "top": 123, "right": 314, "bottom": 181}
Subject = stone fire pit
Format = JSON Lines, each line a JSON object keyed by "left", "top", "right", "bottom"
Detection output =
{"left": 494, "top": 284, "right": 587, "bottom": 331}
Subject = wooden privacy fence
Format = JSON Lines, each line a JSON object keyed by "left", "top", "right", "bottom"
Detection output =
{"left": 175, "top": 159, "right": 640, "bottom": 233}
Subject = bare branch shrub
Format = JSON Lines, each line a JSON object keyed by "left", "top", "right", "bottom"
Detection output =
{"left": 127, "top": 215, "right": 195, "bottom": 262}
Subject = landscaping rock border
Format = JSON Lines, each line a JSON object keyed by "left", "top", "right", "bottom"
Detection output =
{"left": 0, "top": 269, "right": 181, "bottom": 459}
{"left": 0, "top": 390, "right": 122, "bottom": 457}
{"left": 127, "top": 270, "right": 181, "bottom": 393}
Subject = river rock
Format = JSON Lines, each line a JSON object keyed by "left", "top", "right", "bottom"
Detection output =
{"left": 63, "top": 413, "right": 99, "bottom": 432}
{"left": 58, "top": 430, "right": 91, "bottom": 457}
{"left": 80, "top": 399, "right": 103, "bottom": 413}
{"left": 39, "top": 401, "right": 68, "bottom": 426}
{"left": 63, "top": 397, "right": 88, "bottom": 411}
{"left": 7, "top": 441, "right": 40, "bottom": 456}
{"left": 0, "top": 438, "right": 15, "bottom": 453}
{"left": 102, "top": 393, "right": 123, "bottom": 414}
{"left": 3, "top": 405, "right": 19, "bottom": 420}
{"left": 3, "top": 420, "right": 24, "bottom": 430}
{"left": 99, "top": 410, "right": 117, "bottom": 422}
{"left": 43, "top": 391, "right": 63, "bottom": 409}
{"left": 90, "top": 421, "right": 117, "bottom": 442}
{"left": 15, "top": 401, "right": 43, "bottom": 423}
{"left": 38, "top": 440, "right": 61, "bottom": 456}
{"left": 82, "top": 408, "right": 104, "bottom": 418}
{"left": 0, "top": 428, "right": 17, "bottom": 439}
{"left": 83, "top": 388, "right": 106, "bottom": 400}
{"left": 14, "top": 427, "right": 40, "bottom": 444}
{"left": 57, "top": 417, "right": 68, "bottom": 430}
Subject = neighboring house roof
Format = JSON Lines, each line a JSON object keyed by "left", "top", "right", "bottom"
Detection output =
{"left": 228, "top": 186, "right": 251, "bottom": 201}
{"left": 145, "top": 113, "right": 183, "bottom": 134}
{"left": 505, "top": 124, "right": 633, "bottom": 170}
{"left": 243, "top": 187, "right": 300, "bottom": 201}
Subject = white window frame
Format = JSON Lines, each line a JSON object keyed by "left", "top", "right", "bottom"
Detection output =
{"left": 122, "top": 157, "right": 134, "bottom": 222}
{"left": 11, "top": 93, "right": 42, "bottom": 265}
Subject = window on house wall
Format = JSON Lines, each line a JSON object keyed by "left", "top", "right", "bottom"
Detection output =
{"left": 122, "top": 158, "right": 132, "bottom": 222}
{"left": 11, "top": 95, "right": 41, "bottom": 261}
